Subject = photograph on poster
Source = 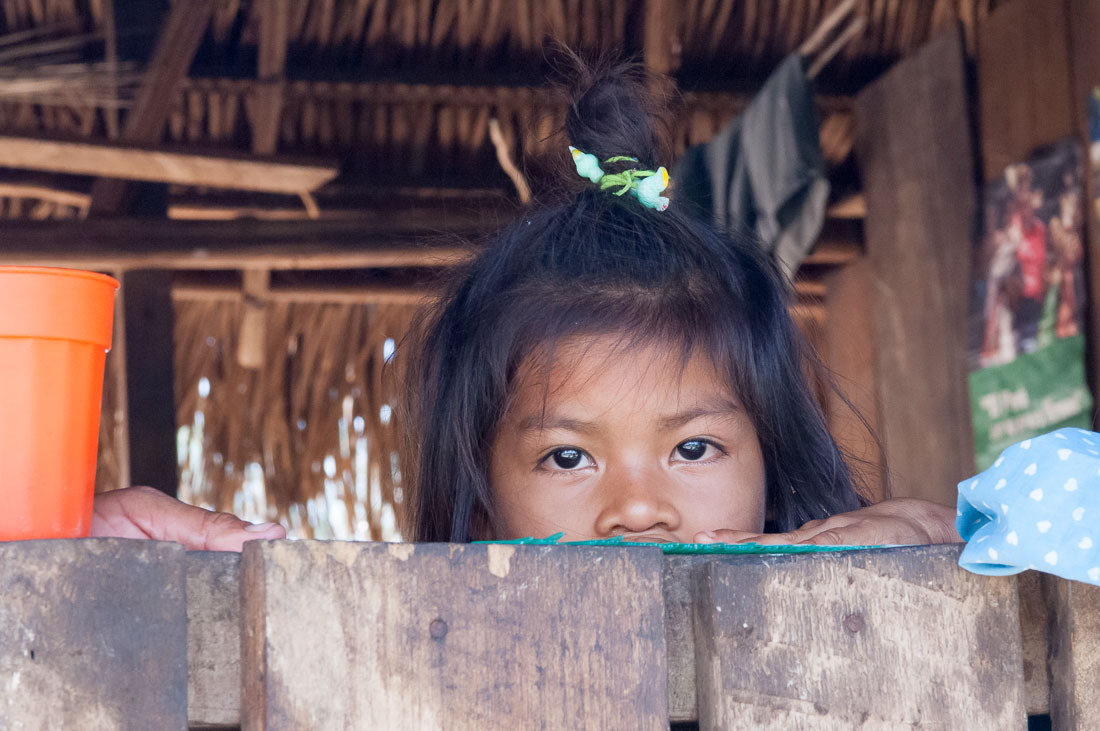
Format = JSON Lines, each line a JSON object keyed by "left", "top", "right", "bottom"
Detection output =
{"left": 967, "top": 137, "right": 1092, "bottom": 470}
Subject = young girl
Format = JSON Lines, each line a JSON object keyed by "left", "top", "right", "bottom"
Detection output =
{"left": 91, "top": 62, "right": 958, "bottom": 549}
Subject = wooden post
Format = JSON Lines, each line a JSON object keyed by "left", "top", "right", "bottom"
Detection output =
{"left": 237, "top": 269, "right": 270, "bottom": 369}
{"left": 1042, "top": 574, "right": 1100, "bottom": 729}
{"left": 240, "top": 542, "right": 668, "bottom": 730}
{"left": 123, "top": 270, "right": 178, "bottom": 495}
{"left": 0, "top": 539, "right": 187, "bottom": 729}
{"left": 693, "top": 545, "right": 1026, "bottom": 728}
{"left": 854, "top": 25, "right": 977, "bottom": 504}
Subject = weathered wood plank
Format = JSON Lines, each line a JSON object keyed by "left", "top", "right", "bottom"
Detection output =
{"left": 1042, "top": 573, "right": 1100, "bottom": 729}
{"left": 1018, "top": 570, "right": 1051, "bottom": 715}
{"left": 664, "top": 556, "right": 698, "bottom": 722}
{"left": 2, "top": 136, "right": 338, "bottom": 194}
{"left": 855, "top": 25, "right": 976, "bottom": 504}
{"left": 240, "top": 542, "right": 668, "bottom": 730}
{"left": 693, "top": 545, "right": 1026, "bottom": 729}
{"left": 187, "top": 551, "right": 242, "bottom": 729}
{"left": 0, "top": 539, "right": 187, "bottom": 730}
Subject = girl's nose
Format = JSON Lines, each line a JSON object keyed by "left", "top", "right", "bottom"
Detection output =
{"left": 593, "top": 468, "right": 680, "bottom": 538}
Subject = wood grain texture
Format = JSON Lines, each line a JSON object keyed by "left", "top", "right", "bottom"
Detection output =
{"left": 854, "top": 25, "right": 976, "bottom": 505}
{"left": 1042, "top": 573, "right": 1100, "bottom": 729}
{"left": 187, "top": 551, "right": 242, "bottom": 728}
{"left": 693, "top": 545, "right": 1026, "bottom": 729}
{"left": 0, "top": 539, "right": 187, "bottom": 730}
{"left": 240, "top": 541, "right": 668, "bottom": 730}
{"left": 664, "top": 556, "right": 697, "bottom": 722}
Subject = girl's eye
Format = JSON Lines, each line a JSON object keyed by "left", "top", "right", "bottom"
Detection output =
{"left": 674, "top": 439, "right": 719, "bottom": 462}
{"left": 543, "top": 448, "right": 592, "bottom": 471}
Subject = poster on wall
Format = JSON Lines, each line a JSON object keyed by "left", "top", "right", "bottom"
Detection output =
{"left": 968, "top": 136, "right": 1093, "bottom": 470}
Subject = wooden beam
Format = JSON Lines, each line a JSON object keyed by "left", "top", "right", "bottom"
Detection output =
{"left": 247, "top": 0, "right": 289, "bottom": 156}
{"left": 0, "top": 218, "right": 482, "bottom": 271}
{"left": 0, "top": 136, "right": 338, "bottom": 194}
{"left": 90, "top": 0, "right": 216, "bottom": 214}
{"left": 172, "top": 281, "right": 438, "bottom": 306}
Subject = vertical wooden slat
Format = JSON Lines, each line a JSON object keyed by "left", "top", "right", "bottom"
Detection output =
{"left": 123, "top": 269, "right": 179, "bottom": 495}
{"left": 823, "top": 258, "right": 886, "bottom": 502}
{"left": 693, "top": 545, "right": 1027, "bottom": 729}
{"left": 249, "top": 0, "right": 289, "bottom": 156}
{"left": 643, "top": 0, "right": 678, "bottom": 76}
{"left": 854, "top": 24, "right": 976, "bottom": 504}
{"left": 0, "top": 539, "right": 187, "bottom": 730}
{"left": 187, "top": 551, "right": 242, "bottom": 728}
{"left": 1042, "top": 574, "right": 1100, "bottom": 729}
{"left": 241, "top": 542, "right": 668, "bottom": 730}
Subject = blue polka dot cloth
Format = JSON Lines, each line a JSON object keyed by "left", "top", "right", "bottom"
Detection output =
{"left": 957, "top": 428, "right": 1100, "bottom": 586}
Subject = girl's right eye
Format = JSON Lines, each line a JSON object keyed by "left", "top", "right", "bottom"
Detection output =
{"left": 541, "top": 448, "right": 592, "bottom": 471}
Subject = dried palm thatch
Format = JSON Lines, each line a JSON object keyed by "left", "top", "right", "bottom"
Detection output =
{"left": 174, "top": 298, "right": 419, "bottom": 539}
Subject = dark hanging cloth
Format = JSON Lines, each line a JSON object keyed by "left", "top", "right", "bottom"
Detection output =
{"left": 674, "top": 54, "right": 829, "bottom": 275}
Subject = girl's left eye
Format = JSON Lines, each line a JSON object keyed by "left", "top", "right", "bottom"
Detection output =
{"left": 673, "top": 439, "right": 721, "bottom": 462}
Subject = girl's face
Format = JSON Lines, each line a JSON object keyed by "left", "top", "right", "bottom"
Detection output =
{"left": 489, "top": 336, "right": 766, "bottom": 542}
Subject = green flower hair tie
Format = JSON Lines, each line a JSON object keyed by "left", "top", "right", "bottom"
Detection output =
{"left": 569, "top": 146, "right": 670, "bottom": 211}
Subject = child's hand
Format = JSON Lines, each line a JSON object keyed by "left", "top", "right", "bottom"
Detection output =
{"left": 695, "top": 498, "right": 962, "bottom": 546}
{"left": 91, "top": 486, "right": 286, "bottom": 551}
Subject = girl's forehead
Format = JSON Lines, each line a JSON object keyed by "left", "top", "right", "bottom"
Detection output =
{"left": 509, "top": 334, "right": 736, "bottom": 409}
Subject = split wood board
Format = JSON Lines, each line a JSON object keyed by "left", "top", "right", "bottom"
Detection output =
{"left": 240, "top": 541, "right": 668, "bottom": 730}
{"left": 187, "top": 551, "right": 242, "bottom": 728}
{"left": 693, "top": 544, "right": 1027, "bottom": 729}
{"left": 0, "top": 135, "right": 337, "bottom": 194}
{"left": 1043, "top": 573, "right": 1100, "bottom": 729}
{"left": 855, "top": 24, "right": 976, "bottom": 504}
{"left": 0, "top": 539, "right": 187, "bottom": 730}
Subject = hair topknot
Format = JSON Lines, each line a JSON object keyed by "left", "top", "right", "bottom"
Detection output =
{"left": 560, "top": 54, "right": 673, "bottom": 171}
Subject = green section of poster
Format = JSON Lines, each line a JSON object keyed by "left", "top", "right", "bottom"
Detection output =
{"left": 969, "top": 334, "right": 1092, "bottom": 470}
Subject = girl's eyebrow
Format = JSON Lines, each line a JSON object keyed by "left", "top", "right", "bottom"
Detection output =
{"left": 516, "top": 399, "right": 743, "bottom": 435}
{"left": 657, "top": 400, "right": 743, "bottom": 431}
{"left": 516, "top": 414, "right": 602, "bottom": 436}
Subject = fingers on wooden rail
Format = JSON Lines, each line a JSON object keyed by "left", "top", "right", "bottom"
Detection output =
{"left": 240, "top": 541, "right": 669, "bottom": 730}
{"left": 691, "top": 545, "right": 1027, "bottom": 729}
{"left": 0, "top": 539, "right": 188, "bottom": 730}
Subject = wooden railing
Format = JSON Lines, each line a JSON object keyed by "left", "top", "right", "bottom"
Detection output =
{"left": 1, "top": 540, "right": 1095, "bottom": 729}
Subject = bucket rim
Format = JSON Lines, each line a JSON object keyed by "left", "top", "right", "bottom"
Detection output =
{"left": 0, "top": 266, "right": 119, "bottom": 289}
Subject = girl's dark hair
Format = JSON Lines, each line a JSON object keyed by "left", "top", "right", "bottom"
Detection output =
{"left": 403, "top": 61, "right": 865, "bottom": 542}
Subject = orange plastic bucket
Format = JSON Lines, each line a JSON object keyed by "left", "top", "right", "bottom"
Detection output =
{"left": 0, "top": 266, "right": 119, "bottom": 540}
